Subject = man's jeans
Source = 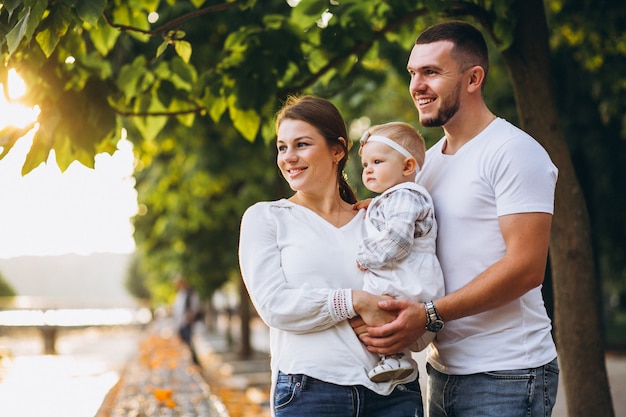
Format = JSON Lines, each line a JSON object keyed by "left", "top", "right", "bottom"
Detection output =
{"left": 274, "top": 371, "right": 423, "bottom": 417}
{"left": 427, "top": 358, "right": 559, "bottom": 417}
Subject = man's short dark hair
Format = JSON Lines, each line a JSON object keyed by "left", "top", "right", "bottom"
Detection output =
{"left": 416, "top": 21, "right": 489, "bottom": 78}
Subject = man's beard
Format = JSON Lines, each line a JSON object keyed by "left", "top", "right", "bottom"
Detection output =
{"left": 419, "top": 82, "right": 461, "bottom": 128}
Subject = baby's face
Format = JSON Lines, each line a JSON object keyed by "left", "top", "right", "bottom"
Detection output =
{"left": 360, "top": 141, "right": 410, "bottom": 194}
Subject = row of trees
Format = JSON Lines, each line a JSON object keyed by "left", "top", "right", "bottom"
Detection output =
{"left": 1, "top": 1, "right": 624, "bottom": 415}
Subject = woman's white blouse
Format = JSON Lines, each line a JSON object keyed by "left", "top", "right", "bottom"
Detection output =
{"left": 238, "top": 199, "right": 417, "bottom": 395}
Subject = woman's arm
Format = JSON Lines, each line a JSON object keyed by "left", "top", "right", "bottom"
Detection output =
{"left": 239, "top": 203, "right": 354, "bottom": 333}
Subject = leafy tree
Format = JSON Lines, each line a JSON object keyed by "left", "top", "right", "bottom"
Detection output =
{"left": 0, "top": 272, "right": 16, "bottom": 297}
{"left": 132, "top": 120, "right": 277, "bottom": 303}
{"left": 125, "top": 255, "right": 151, "bottom": 301}
{"left": 494, "top": 2, "right": 611, "bottom": 415}
{"left": 1, "top": 1, "right": 624, "bottom": 414}
{"left": 549, "top": 0, "right": 626, "bottom": 343}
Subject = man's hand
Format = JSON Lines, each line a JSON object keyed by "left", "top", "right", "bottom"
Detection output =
{"left": 358, "top": 299, "right": 427, "bottom": 355}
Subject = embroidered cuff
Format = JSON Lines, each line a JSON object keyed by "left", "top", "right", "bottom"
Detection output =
{"left": 329, "top": 289, "right": 357, "bottom": 321}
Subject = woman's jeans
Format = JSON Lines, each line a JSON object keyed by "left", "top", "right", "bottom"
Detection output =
{"left": 427, "top": 358, "right": 559, "bottom": 417}
{"left": 274, "top": 371, "right": 423, "bottom": 417}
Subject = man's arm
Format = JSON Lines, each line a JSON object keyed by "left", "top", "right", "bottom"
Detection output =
{"left": 354, "top": 212, "right": 552, "bottom": 355}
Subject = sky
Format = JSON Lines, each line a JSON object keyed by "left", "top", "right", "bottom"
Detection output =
{"left": 0, "top": 71, "right": 137, "bottom": 259}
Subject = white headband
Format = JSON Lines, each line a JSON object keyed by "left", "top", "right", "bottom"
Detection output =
{"left": 362, "top": 134, "right": 413, "bottom": 159}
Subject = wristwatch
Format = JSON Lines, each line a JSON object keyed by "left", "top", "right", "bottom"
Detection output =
{"left": 425, "top": 300, "right": 444, "bottom": 332}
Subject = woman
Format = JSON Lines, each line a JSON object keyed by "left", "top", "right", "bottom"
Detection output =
{"left": 238, "top": 95, "right": 422, "bottom": 416}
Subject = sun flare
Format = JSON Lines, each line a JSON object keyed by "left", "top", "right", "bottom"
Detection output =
{"left": 0, "top": 70, "right": 137, "bottom": 258}
{"left": 0, "top": 69, "right": 40, "bottom": 131}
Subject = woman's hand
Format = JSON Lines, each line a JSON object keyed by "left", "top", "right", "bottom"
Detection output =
{"left": 351, "top": 290, "right": 396, "bottom": 327}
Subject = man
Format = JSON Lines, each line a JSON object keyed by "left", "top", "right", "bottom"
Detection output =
{"left": 172, "top": 277, "right": 201, "bottom": 365}
{"left": 355, "top": 21, "right": 559, "bottom": 416}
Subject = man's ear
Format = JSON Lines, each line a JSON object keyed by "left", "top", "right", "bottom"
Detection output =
{"left": 403, "top": 158, "right": 418, "bottom": 176}
{"left": 467, "top": 65, "right": 485, "bottom": 93}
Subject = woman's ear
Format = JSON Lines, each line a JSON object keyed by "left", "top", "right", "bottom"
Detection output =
{"left": 334, "top": 137, "right": 347, "bottom": 161}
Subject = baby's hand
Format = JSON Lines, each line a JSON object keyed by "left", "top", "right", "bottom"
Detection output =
{"left": 356, "top": 261, "right": 367, "bottom": 272}
{"left": 352, "top": 198, "right": 372, "bottom": 211}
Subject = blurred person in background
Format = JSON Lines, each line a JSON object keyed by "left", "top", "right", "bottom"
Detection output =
{"left": 173, "top": 277, "right": 201, "bottom": 365}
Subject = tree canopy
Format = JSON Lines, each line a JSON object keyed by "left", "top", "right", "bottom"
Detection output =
{"left": 1, "top": 1, "right": 625, "bottom": 415}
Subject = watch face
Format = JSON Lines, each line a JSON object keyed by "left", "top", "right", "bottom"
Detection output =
{"left": 428, "top": 320, "right": 444, "bottom": 332}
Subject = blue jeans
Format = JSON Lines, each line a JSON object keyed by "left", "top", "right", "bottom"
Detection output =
{"left": 274, "top": 371, "right": 423, "bottom": 417}
{"left": 427, "top": 358, "right": 559, "bottom": 417}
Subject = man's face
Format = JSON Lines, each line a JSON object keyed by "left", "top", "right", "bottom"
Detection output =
{"left": 407, "top": 41, "right": 464, "bottom": 128}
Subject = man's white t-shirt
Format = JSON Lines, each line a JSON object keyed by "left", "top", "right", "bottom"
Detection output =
{"left": 416, "top": 118, "right": 558, "bottom": 375}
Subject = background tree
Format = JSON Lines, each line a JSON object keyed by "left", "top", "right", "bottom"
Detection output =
{"left": 0, "top": 272, "right": 16, "bottom": 297}
{"left": 1, "top": 1, "right": 624, "bottom": 414}
{"left": 549, "top": 0, "right": 626, "bottom": 347}
{"left": 124, "top": 255, "right": 151, "bottom": 301}
{"left": 494, "top": 1, "right": 612, "bottom": 414}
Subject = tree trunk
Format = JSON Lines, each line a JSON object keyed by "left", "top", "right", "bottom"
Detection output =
{"left": 239, "top": 276, "right": 253, "bottom": 359}
{"left": 500, "top": 1, "right": 614, "bottom": 415}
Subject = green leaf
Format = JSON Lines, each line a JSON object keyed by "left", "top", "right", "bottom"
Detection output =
{"left": 260, "top": 118, "right": 276, "bottom": 144}
{"left": 112, "top": 4, "right": 150, "bottom": 43}
{"left": 35, "top": 6, "right": 72, "bottom": 57}
{"left": 89, "top": 20, "right": 120, "bottom": 56}
{"left": 75, "top": 0, "right": 105, "bottom": 26}
{"left": 4, "top": 0, "right": 46, "bottom": 55}
{"left": 24, "top": 1, "right": 47, "bottom": 41}
{"left": 337, "top": 54, "right": 356, "bottom": 77}
{"left": 296, "top": 0, "right": 329, "bottom": 18}
{"left": 228, "top": 97, "right": 260, "bottom": 142}
{"left": 50, "top": 134, "right": 96, "bottom": 171}
{"left": 156, "top": 40, "right": 169, "bottom": 58}
{"left": 118, "top": 56, "right": 148, "bottom": 102}
{"left": 170, "top": 57, "right": 197, "bottom": 91}
{"left": 22, "top": 128, "right": 52, "bottom": 175}
{"left": 6, "top": 7, "right": 31, "bottom": 55}
{"left": 0, "top": 124, "right": 36, "bottom": 159}
{"left": 133, "top": 94, "right": 168, "bottom": 142}
{"left": 2, "top": 0, "right": 23, "bottom": 16}
{"left": 202, "top": 89, "right": 227, "bottom": 123}
{"left": 169, "top": 98, "right": 196, "bottom": 127}
{"left": 136, "top": 0, "right": 160, "bottom": 11}
{"left": 174, "top": 40, "right": 192, "bottom": 63}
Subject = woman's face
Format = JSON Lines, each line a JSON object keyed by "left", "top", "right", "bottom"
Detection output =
{"left": 276, "top": 119, "right": 340, "bottom": 194}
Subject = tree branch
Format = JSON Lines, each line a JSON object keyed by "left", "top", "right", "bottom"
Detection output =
{"left": 113, "top": 107, "right": 205, "bottom": 117}
{"left": 103, "top": 2, "right": 239, "bottom": 36}
{"left": 279, "top": 9, "right": 429, "bottom": 97}
{"left": 277, "top": 2, "right": 505, "bottom": 98}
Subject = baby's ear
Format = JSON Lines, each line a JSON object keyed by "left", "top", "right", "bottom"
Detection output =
{"left": 403, "top": 158, "right": 418, "bottom": 176}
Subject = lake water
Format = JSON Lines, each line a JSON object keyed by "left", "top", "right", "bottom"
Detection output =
{"left": 0, "top": 327, "right": 143, "bottom": 417}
